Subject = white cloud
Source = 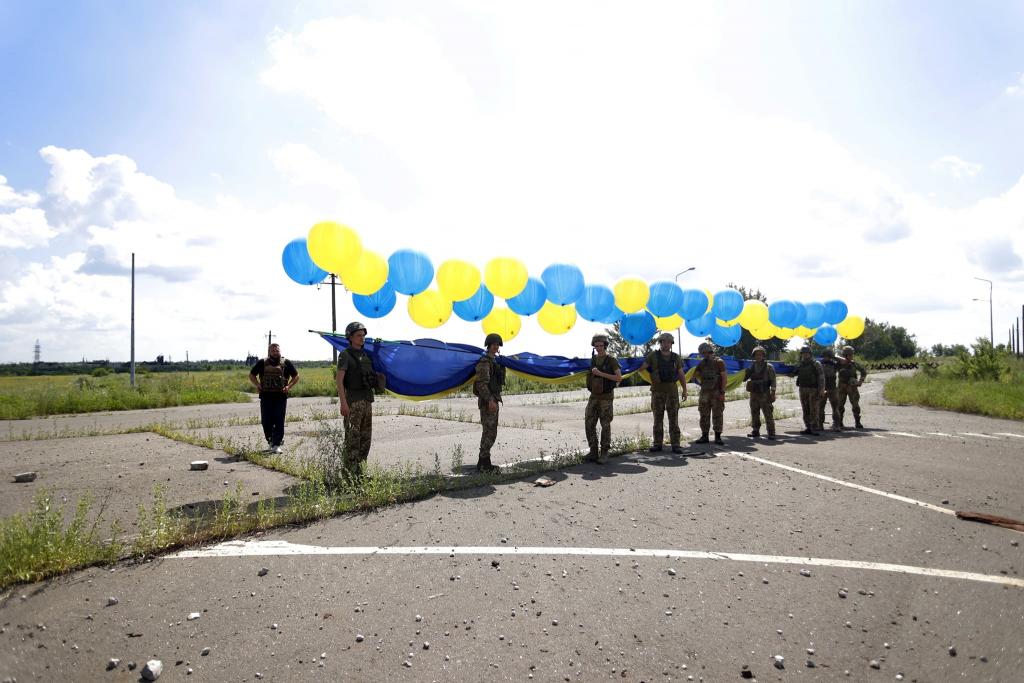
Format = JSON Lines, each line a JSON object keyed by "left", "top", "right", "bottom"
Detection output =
{"left": 269, "top": 143, "right": 362, "bottom": 197}
{"left": 0, "top": 207, "right": 56, "bottom": 248}
{"left": 1005, "top": 73, "right": 1024, "bottom": 97}
{"left": 0, "top": 175, "right": 41, "bottom": 208}
{"left": 931, "top": 155, "right": 982, "bottom": 179}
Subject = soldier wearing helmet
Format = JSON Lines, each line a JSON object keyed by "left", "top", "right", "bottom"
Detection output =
{"left": 791, "top": 345, "right": 826, "bottom": 436}
{"left": 336, "top": 321, "right": 382, "bottom": 481}
{"left": 836, "top": 345, "right": 868, "bottom": 429}
{"left": 818, "top": 348, "right": 841, "bottom": 431}
{"left": 249, "top": 342, "right": 299, "bottom": 454}
{"left": 639, "top": 332, "right": 688, "bottom": 453}
{"left": 693, "top": 342, "right": 727, "bottom": 445}
{"left": 743, "top": 345, "right": 776, "bottom": 439}
{"left": 473, "top": 333, "right": 506, "bottom": 472}
{"left": 584, "top": 333, "right": 622, "bottom": 463}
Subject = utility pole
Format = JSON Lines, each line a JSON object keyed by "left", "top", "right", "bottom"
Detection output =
{"left": 267, "top": 330, "right": 273, "bottom": 348}
{"left": 973, "top": 277, "right": 993, "bottom": 345}
{"left": 330, "top": 274, "right": 338, "bottom": 366}
{"left": 130, "top": 252, "right": 136, "bottom": 388}
{"left": 673, "top": 267, "right": 696, "bottom": 350}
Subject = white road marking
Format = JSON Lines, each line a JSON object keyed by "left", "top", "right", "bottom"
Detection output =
{"left": 994, "top": 433, "right": 1024, "bottom": 439}
{"left": 725, "top": 451, "right": 955, "bottom": 516}
{"left": 872, "top": 434, "right": 886, "bottom": 439}
{"left": 926, "top": 432, "right": 954, "bottom": 437}
{"left": 170, "top": 540, "right": 1024, "bottom": 588}
{"left": 888, "top": 432, "right": 922, "bottom": 438}
{"left": 959, "top": 432, "right": 998, "bottom": 439}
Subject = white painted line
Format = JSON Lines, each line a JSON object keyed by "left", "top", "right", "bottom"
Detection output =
{"left": 926, "top": 432, "right": 954, "bottom": 437}
{"left": 994, "top": 433, "right": 1024, "bottom": 439}
{"left": 170, "top": 540, "right": 1024, "bottom": 589}
{"left": 872, "top": 434, "right": 886, "bottom": 439}
{"left": 959, "top": 432, "right": 998, "bottom": 439}
{"left": 888, "top": 432, "right": 922, "bottom": 438}
{"left": 726, "top": 451, "right": 956, "bottom": 516}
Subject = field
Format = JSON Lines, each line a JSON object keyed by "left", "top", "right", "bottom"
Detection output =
{"left": 883, "top": 352, "right": 1024, "bottom": 420}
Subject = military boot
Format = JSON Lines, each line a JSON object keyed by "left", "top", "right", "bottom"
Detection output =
{"left": 476, "top": 456, "right": 499, "bottom": 473}
{"left": 671, "top": 445, "right": 684, "bottom": 454}
{"left": 648, "top": 444, "right": 663, "bottom": 452}
{"left": 586, "top": 447, "right": 599, "bottom": 462}
{"left": 747, "top": 430, "right": 760, "bottom": 438}
{"left": 766, "top": 432, "right": 776, "bottom": 440}
{"left": 694, "top": 432, "right": 710, "bottom": 444}
{"left": 597, "top": 449, "right": 609, "bottom": 464}
{"left": 855, "top": 418, "right": 863, "bottom": 429}
{"left": 713, "top": 432, "right": 724, "bottom": 445}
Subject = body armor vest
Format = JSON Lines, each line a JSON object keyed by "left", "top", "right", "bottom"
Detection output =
{"left": 587, "top": 354, "right": 617, "bottom": 394}
{"left": 821, "top": 358, "right": 838, "bottom": 390}
{"left": 746, "top": 362, "right": 771, "bottom": 393}
{"left": 651, "top": 351, "right": 679, "bottom": 384}
{"left": 259, "top": 359, "right": 287, "bottom": 392}
{"left": 796, "top": 360, "right": 819, "bottom": 388}
{"left": 838, "top": 361, "right": 859, "bottom": 385}
{"left": 342, "top": 348, "right": 377, "bottom": 392}
{"left": 475, "top": 356, "right": 505, "bottom": 398}
{"left": 698, "top": 358, "right": 720, "bottom": 391}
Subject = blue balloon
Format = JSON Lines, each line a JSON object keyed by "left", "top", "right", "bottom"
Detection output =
{"left": 711, "top": 323, "right": 742, "bottom": 347}
{"left": 802, "top": 302, "right": 826, "bottom": 329}
{"left": 576, "top": 284, "right": 615, "bottom": 322}
{"left": 685, "top": 312, "right": 716, "bottom": 337}
{"left": 598, "top": 305, "right": 624, "bottom": 325}
{"left": 790, "top": 301, "right": 807, "bottom": 329}
{"left": 453, "top": 285, "right": 495, "bottom": 322}
{"left": 679, "top": 289, "right": 710, "bottom": 320}
{"left": 711, "top": 289, "right": 743, "bottom": 321}
{"left": 813, "top": 324, "right": 838, "bottom": 346}
{"left": 387, "top": 249, "right": 434, "bottom": 296}
{"left": 620, "top": 311, "right": 657, "bottom": 345}
{"left": 646, "top": 281, "right": 684, "bottom": 317}
{"left": 823, "top": 300, "right": 848, "bottom": 325}
{"left": 541, "top": 263, "right": 585, "bottom": 306}
{"left": 282, "top": 238, "right": 328, "bottom": 285}
{"left": 507, "top": 277, "right": 547, "bottom": 316}
{"left": 352, "top": 282, "right": 396, "bottom": 318}
{"left": 768, "top": 300, "right": 796, "bottom": 328}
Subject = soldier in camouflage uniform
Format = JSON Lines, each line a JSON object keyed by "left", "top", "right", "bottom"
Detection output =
{"left": 693, "top": 342, "right": 727, "bottom": 445}
{"left": 584, "top": 334, "right": 622, "bottom": 463}
{"left": 743, "top": 345, "right": 776, "bottom": 439}
{"left": 639, "top": 332, "right": 688, "bottom": 453}
{"left": 818, "top": 348, "right": 841, "bottom": 431}
{"left": 792, "top": 345, "right": 826, "bottom": 435}
{"left": 836, "top": 345, "right": 868, "bottom": 429}
{"left": 474, "top": 333, "right": 505, "bottom": 473}
{"left": 336, "top": 322, "right": 381, "bottom": 480}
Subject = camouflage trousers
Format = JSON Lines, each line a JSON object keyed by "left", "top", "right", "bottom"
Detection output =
{"left": 584, "top": 396, "right": 614, "bottom": 452}
{"left": 651, "top": 390, "right": 681, "bottom": 446}
{"left": 818, "top": 387, "right": 840, "bottom": 428}
{"left": 698, "top": 391, "right": 724, "bottom": 434}
{"left": 749, "top": 393, "right": 775, "bottom": 435}
{"left": 343, "top": 399, "right": 373, "bottom": 472}
{"left": 478, "top": 399, "right": 499, "bottom": 457}
{"left": 837, "top": 384, "right": 861, "bottom": 423}
{"left": 798, "top": 387, "right": 821, "bottom": 430}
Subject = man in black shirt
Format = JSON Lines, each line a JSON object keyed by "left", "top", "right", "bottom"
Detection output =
{"left": 249, "top": 343, "right": 299, "bottom": 454}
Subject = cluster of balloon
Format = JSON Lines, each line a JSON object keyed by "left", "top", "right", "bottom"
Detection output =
{"left": 282, "top": 221, "right": 866, "bottom": 343}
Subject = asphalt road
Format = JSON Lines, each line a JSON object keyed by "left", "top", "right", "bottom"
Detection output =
{"left": 1, "top": 373, "right": 1022, "bottom": 682}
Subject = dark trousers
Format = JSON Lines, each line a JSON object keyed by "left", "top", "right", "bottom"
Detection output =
{"left": 259, "top": 393, "right": 288, "bottom": 446}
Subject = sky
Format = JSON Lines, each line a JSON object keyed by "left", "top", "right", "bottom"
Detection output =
{"left": 1, "top": 0, "right": 1023, "bottom": 363}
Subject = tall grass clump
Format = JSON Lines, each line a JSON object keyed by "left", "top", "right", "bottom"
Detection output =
{"left": 884, "top": 340, "right": 1024, "bottom": 420}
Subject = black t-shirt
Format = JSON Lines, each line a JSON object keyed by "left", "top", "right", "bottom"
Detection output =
{"left": 250, "top": 358, "right": 298, "bottom": 397}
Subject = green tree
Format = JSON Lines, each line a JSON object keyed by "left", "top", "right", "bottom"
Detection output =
{"left": 847, "top": 318, "right": 919, "bottom": 360}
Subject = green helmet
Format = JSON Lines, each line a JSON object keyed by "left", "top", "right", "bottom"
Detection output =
{"left": 842, "top": 345, "right": 855, "bottom": 356}
{"left": 345, "top": 321, "right": 367, "bottom": 338}
{"left": 657, "top": 332, "right": 674, "bottom": 344}
{"left": 698, "top": 342, "right": 713, "bottom": 354}
{"left": 822, "top": 348, "right": 835, "bottom": 357}
{"left": 484, "top": 333, "right": 504, "bottom": 348}
{"left": 591, "top": 334, "right": 609, "bottom": 347}
{"left": 752, "top": 346, "right": 766, "bottom": 357}
{"left": 799, "top": 345, "right": 812, "bottom": 354}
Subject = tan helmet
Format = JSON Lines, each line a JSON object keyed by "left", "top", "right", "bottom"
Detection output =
{"left": 591, "top": 334, "right": 609, "bottom": 347}
{"left": 842, "top": 345, "right": 855, "bottom": 356}
{"left": 484, "top": 333, "right": 504, "bottom": 348}
{"left": 698, "top": 342, "right": 713, "bottom": 354}
{"left": 799, "top": 345, "right": 812, "bottom": 355}
{"left": 752, "top": 345, "right": 766, "bottom": 358}
{"left": 657, "top": 332, "right": 674, "bottom": 344}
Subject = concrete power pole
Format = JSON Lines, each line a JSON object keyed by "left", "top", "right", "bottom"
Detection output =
{"left": 130, "top": 253, "right": 136, "bottom": 388}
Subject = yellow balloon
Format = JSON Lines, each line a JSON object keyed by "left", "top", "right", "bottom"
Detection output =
{"left": 436, "top": 259, "right": 481, "bottom": 302}
{"left": 482, "top": 306, "right": 522, "bottom": 343}
{"left": 794, "top": 325, "right": 815, "bottom": 339}
{"left": 341, "top": 250, "right": 388, "bottom": 295}
{"left": 654, "top": 313, "right": 683, "bottom": 331}
{"left": 537, "top": 301, "right": 577, "bottom": 335}
{"left": 775, "top": 327, "right": 796, "bottom": 340}
{"left": 484, "top": 257, "right": 528, "bottom": 300}
{"left": 835, "top": 315, "right": 865, "bottom": 339}
{"left": 307, "top": 221, "right": 362, "bottom": 275}
{"left": 717, "top": 317, "right": 740, "bottom": 328}
{"left": 407, "top": 290, "right": 452, "bottom": 328}
{"left": 613, "top": 278, "right": 650, "bottom": 313}
{"left": 751, "top": 324, "right": 776, "bottom": 341}
{"left": 738, "top": 300, "right": 769, "bottom": 330}
{"left": 704, "top": 289, "right": 714, "bottom": 315}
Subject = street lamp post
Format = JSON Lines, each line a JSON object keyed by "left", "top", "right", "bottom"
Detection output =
{"left": 974, "top": 277, "right": 993, "bottom": 345}
{"left": 674, "top": 267, "right": 696, "bottom": 350}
